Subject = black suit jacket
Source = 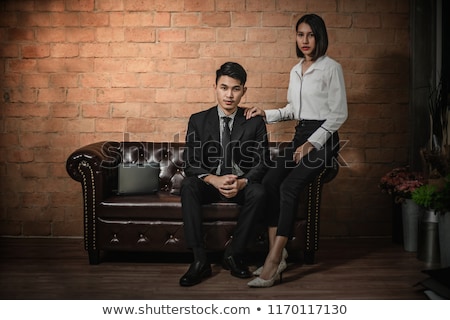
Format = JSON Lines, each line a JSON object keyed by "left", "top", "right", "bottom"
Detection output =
{"left": 183, "top": 106, "right": 270, "bottom": 183}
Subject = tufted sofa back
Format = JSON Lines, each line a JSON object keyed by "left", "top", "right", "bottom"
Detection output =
{"left": 107, "top": 141, "right": 290, "bottom": 195}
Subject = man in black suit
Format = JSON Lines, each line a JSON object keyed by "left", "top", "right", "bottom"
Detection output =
{"left": 179, "top": 62, "right": 271, "bottom": 287}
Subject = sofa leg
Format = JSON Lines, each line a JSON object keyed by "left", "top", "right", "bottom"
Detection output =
{"left": 304, "top": 250, "right": 315, "bottom": 265}
{"left": 88, "top": 249, "right": 100, "bottom": 265}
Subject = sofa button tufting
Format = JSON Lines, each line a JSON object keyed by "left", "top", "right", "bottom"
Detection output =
{"left": 110, "top": 234, "right": 119, "bottom": 243}
{"left": 137, "top": 234, "right": 148, "bottom": 244}
{"left": 165, "top": 235, "right": 179, "bottom": 245}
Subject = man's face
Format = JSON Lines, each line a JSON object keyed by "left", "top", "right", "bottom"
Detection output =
{"left": 214, "top": 75, "right": 247, "bottom": 115}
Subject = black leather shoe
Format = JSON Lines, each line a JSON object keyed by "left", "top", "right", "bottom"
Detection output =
{"left": 179, "top": 261, "right": 212, "bottom": 287}
{"left": 222, "top": 255, "right": 252, "bottom": 278}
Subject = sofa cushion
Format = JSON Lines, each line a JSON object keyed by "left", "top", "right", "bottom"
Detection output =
{"left": 98, "top": 191, "right": 242, "bottom": 221}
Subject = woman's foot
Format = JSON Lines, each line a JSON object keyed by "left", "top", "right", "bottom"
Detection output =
{"left": 253, "top": 248, "right": 288, "bottom": 276}
{"left": 247, "top": 260, "right": 286, "bottom": 288}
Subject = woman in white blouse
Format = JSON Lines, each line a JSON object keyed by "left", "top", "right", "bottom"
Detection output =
{"left": 245, "top": 13, "right": 348, "bottom": 288}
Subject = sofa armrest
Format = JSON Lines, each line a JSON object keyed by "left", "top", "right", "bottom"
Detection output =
{"left": 66, "top": 141, "right": 118, "bottom": 181}
{"left": 66, "top": 141, "right": 119, "bottom": 263}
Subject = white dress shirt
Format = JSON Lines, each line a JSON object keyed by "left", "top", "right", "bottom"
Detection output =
{"left": 265, "top": 55, "right": 348, "bottom": 149}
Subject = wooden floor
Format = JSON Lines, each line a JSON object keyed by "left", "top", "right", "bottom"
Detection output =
{"left": 0, "top": 237, "right": 438, "bottom": 300}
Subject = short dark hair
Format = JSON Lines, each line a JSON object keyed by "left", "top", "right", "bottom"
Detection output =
{"left": 215, "top": 62, "right": 247, "bottom": 85}
{"left": 295, "top": 14, "right": 328, "bottom": 60}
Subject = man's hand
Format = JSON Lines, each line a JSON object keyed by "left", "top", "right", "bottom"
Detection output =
{"left": 244, "top": 106, "right": 265, "bottom": 120}
{"left": 204, "top": 174, "right": 247, "bottom": 198}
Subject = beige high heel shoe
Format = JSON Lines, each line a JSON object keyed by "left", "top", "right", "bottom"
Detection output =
{"left": 247, "top": 259, "right": 287, "bottom": 288}
{"left": 252, "top": 248, "right": 288, "bottom": 276}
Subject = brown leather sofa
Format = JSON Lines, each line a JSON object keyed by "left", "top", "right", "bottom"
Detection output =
{"left": 66, "top": 141, "right": 339, "bottom": 265}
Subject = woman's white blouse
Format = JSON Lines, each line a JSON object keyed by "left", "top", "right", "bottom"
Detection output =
{"left": 265, "top": 55, "right": 348, "bottom": 149}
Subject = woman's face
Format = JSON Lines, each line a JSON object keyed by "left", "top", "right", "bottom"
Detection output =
{"left": 296, "top": 22, "right": 316, "bottom": 59}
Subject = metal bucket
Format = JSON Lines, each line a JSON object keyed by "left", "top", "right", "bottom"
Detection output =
{"left": 417, "top": 209, "right": 440, "bottom": 264}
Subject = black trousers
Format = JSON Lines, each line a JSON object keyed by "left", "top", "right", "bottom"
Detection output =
{"left": 263, "top": 120, "right": 339, "bottom": 237}
{"left": 181, "top": 176, "right": 266, "bottom": 255}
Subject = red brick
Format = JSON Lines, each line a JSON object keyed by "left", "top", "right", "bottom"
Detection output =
{"left": 21, "top": 163, "right": 49, "bottom": 178}
{"left": 36, "top": 58, "right": 66, "bottom": 73}
{"left": 1, "top": 44, "right": 19, "bottom": 58}
{"left": 52, "top": 220, "right": 83, "bottom": 237}
{"left": 354, "top": 14, "right": 382, "bottom": 28}
{"left": 51, "top": 104, "right": 80, "bottom": 118}
{"left": 140, "top": 73, "right": 170, "bottom": 88}
{"left": 109, "top": 43, "right": 140, "bottom": 57}
{"left": 37, "top": 88, "right": 66, "bottom": 103}
{"left": 126, "top": 118, "right": 156, "bottom": 133}
{"left": 276, "top": 0, "right": 311, "bottom": 13}
{"left": 67, "top": 88, "right": 96, "bottom": 102}
{"left": 171, "top": 43, "right": 200, "bottom": 58}
{"left": 7, "top": 59, "right": 37, "bottom": 73}
{"left": 125, "top": 27, "right": 156, "bottom": 42}
{"left": 111, "top": 73, "right": 139, "bottom": 88}
{"left": 201, "top": 43, "right": 230, "bottom": 57}
{"left": 220, "top": 0, "right": 247, "bottom": 11}
{"left": 229, "top": 43, "right": 259, "bottom": 57}
{"left": 80, "top": 73, "right": 110, "bottom": 88}
{"left": 66, "top": 28, "right": 95, "bottom": 42}
{"left": 51, "top": 13, "right": 79, "bottom": 27}
{"left": 247, "top": 0, "right": 277, "bottom": 11}
{"left": 95, "top": 27, "right": 125, "bottom": 42}
{"left": 172, "top": 13, "right": 201, "bottom": 27}
{"left": 95, "top": 0, "right": 124, "bottom": 11}
{"left": 51, "top": 44, "right": 79, "bottom": 58}
{"left": 80, "top": 12, "right": 110, "bottom": 27}
{"left": 66, "top": 119, "right": 95, "bottom": 133}
{"left": 96, "top": 118, "right": 127, "bottom": 133}
{"left": 158, "top": 29, "right": 186, "bottom": 42}
{"left": 50, "top": 73, "right": 78, "bottom": 88}
{"left": 217, "top": 28, "right": 246, "bottom": 42}
{"left": 185, "top": 0, "right": 215, "bottom": 11}
{"left": 95, "top": 58, "right": 126, "bottom": 72}
{"left": 35, "top": 1, "right": 65, "bottom": 12}
{"left": 171, "top": 74, "right": 201, "bottom": 88}
{"left": 66, "top": 0, "right": 94, "bottom": 11}
{"left": 125, "top": 88, "right": 156, "bottom": 102}
{"left": 111, "top": 103, "right": 141, "bottom": 118}
{"left": 233, "top": 13, "right": 260, "bottom": 29}
{"left": 6, "top": 149, "right": 34, "bottom": 163}
{"left": 20, "top": 133, "right": 50, "bottom": 148}
{"left": 22, "top": 74, "right": 49, "bottom": 88}
{"left": 202, "top": 13, "right": 231, "bottom": 27}
{"left": 187, "top": 28, "right": 216, "bottom": 42}
{"left": 22, "top": 221, "right": 52, "bottom": 236}
{"left": 8, "top": 28, "right": 34, "bottom": 41}
{"left": 247, "top": 28, "right": 278, "bottom": 42}
{"left": 18, "top": 12, "right": 52, "bottom": 26}
{"left": 49, "top": 134, "right": 80, "bottom": 149}
{"left": 263, "top": 13, "right": 293, "bottom": 27}
{"left": 97, "top": 88, "right": 126, "bottom": 103}
{"left": 156, "top": 59, "right": 186, "bottom": 73}
{"left": 260, "top": 43, "right": 291, "bottom": 58}
{"left": 81, "top": 103, "right": 111, "bottom": 118}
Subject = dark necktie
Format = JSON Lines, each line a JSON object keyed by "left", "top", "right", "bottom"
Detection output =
{"left": 220, "top": 116, "right": 232, "bottom": 175}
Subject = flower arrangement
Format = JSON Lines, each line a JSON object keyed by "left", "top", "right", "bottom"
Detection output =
{"left": 379, "top": 167, "right": 425, "bottom": 203}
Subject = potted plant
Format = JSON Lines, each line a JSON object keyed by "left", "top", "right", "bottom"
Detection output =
{"left": 435, "top": 175, "right": 450, "bottom": 267}
{"left": 380, "top": 167, "right": 425, "bottom": 250}
{"left": 411, "top": 184, "right": 441, "bottom": 263}
{"left": 379, "top": 167, "right": 425, "bottom": 203}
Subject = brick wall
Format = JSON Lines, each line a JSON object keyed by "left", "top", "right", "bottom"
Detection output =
{"left": 0, "top": 0, "right": 410, "bottom": 238}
